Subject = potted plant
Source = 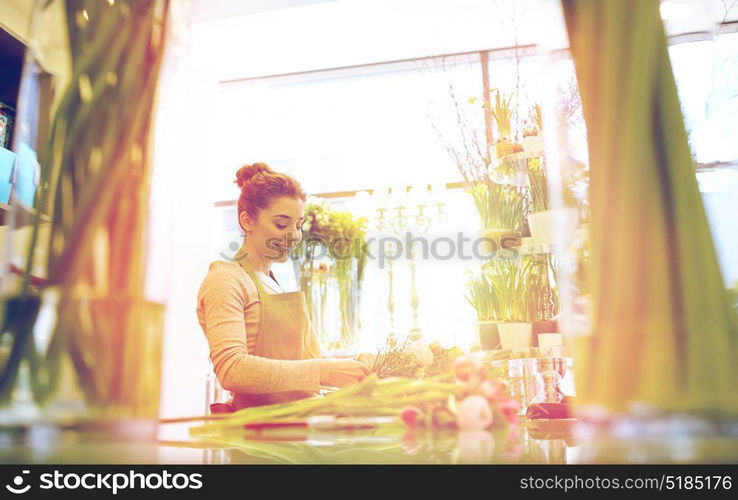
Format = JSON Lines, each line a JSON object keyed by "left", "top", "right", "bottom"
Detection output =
{"left": 486, "top": 89, "right": 523, "bottom": 160}
{"left": 465, "top": 270, "right": 501, "bottom": 350}
{"left": 435, "top": 88, "right": 528, "bottom": 252}
{"left": 484, "top": 258, "right": 533, "bottom": 350}
{"left": 482, "top": 254, "right": 559, "bottom": 350}
{"left": 521, "top": 103, "right": 545, "bottom": 153}
{"left": 526, "top": 157, "right": 578, "bottom": 246}
{"left": 521, "top": 254, "right": 559, "bottom": 345}
{"left": 471, "top": 181, "right": 528, "bottom": 254}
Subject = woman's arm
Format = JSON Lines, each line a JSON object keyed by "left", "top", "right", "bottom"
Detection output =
{"left": 199, "top": 267, "right": 321, "bottom": 394}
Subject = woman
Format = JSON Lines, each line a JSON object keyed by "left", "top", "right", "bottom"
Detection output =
{"left": 197, "top": 162, "right": 369, "bottom": 410}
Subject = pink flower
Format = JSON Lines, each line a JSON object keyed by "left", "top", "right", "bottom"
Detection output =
{"left": 481, "top": 379, "right": 509, "bottom": 402}
{"left": 480, "top": 380, "right": 501, "bottom": 400}
{"left": 400, "top": 406, "right": 424, "bottom": 428}
{"left": 456, "top": 395, "right": 494, "bottom": 431}
{"left": 496, "top": 398, "right": 521, "bottom": 424}
{"left": 453, "top": 356, "right": 483, "bottom": 383}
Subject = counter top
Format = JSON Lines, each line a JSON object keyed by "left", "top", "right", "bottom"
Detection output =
{"left": 1, "top": 418, "right": 736, "bottom": 464}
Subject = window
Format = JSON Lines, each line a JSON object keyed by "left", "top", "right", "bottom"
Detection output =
{"left": 670, "top": 32, "right": 738, "bottom": 163}
{"left": 669, "top": 30, "right": 738, "bottom": 285}
{"left": 213, "top": 54, "right": 496, "bottom": 349}
{"left": 214, "top": 55, "right": 483, "bottom": 198}
{"left": 207, "top": 14, "right": 738, "bottom": 350}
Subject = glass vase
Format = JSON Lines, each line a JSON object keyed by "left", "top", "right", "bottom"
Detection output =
{"left": 0, "top": 0, "right": 171, "bottom": 440}
{"left": 0, "top": 288, "right": 165, "bottom": 437}
{"left": 335, "top": 257, "right": 360, "bottom": 353}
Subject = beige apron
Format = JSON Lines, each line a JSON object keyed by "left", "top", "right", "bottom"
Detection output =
{"left": 231, "top": 259, "right": 321, "bottom": 410}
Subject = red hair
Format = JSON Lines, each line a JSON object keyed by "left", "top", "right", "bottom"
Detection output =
{"left": 234, "top": 162, "right": 307, "bottom": 223}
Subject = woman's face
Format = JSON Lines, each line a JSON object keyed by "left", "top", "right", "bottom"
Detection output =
{"left": 241, "top": 196, "right": 305, "bottom": 263}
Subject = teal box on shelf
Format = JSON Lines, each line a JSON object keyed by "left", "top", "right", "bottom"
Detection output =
{"left": 14, "top": 142, "right": 38, "bottom": 207}
{"left": 0, "top": 146, "right": 15, "bottom": 204}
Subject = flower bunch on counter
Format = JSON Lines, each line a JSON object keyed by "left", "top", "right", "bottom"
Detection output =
{"left": 360, "top": 338, "right": 464, "bottom": 379}
{"left": 400, "top": 355, "right": 520, "bottom": 432}
{"left": 188, "top": 354, "right": 518, "bottom": 438}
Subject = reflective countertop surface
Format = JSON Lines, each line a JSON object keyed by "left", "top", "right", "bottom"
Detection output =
{"left": 1, "top": 418, "right": 736, "bottom": 464}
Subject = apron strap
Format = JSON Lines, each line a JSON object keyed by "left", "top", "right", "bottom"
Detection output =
{"left": 237, "top": 258, "right": 269, "bottom": 296}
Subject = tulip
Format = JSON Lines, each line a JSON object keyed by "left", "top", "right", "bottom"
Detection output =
{"left": 452, "top": 355, "right": 482, "bottom": 383}
{"left": 456, "top": 395, "right": 494, "bottom": 431}
{"left": 400, "top": 406, "right": 424, "bottom": 428}
{"left": 497, "top": 398, "right": 521, "bottom": 424}
{"left": 480, "top": 379, "right": 503, "bottom": 401}
{"left": 467, "top": 365, "right": 489, "bottom": 394}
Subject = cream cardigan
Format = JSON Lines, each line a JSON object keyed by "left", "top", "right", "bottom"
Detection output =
{"left": 196, "top": 261, "right": 321, "bottom": 394}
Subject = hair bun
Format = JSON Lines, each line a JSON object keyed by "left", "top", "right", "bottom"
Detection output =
{"left": 235, "top": 162, "right": 272, "bottom": 188}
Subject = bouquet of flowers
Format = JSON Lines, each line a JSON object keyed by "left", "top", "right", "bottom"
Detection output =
{"left": 361, "top": 338, "right": 464, "bottom": 379}
{"left": 400, "top": 355, "right": 520, "bottom": 431}
{"left": 188, "top": 360, "right": 519, "bottom": 439}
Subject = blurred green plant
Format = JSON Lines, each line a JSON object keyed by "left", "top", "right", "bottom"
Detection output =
{"left": 521, "top": 254, "right": 559, "bottom": 323}
{"left": 477, "top": 254, "right": 558, "bottom": 323}
{"left": 727, "top": 281, "right": 738, "bottom": 317}
{"left": 1, "top": 0, "right": 171, "bottom": 412}
{"left": 527, "top": 157, "right": 549, "bottom": 213}
{"left": 484, "top": 258, "right": 528, "bottom": 322}
{"left": 465, "top": 270, "right": 498, "bottom": 322}
{"left": 529, "top": 103, "right": 543, "bottom": 132}
{"left": 485, "top": 89, "right": 514, "bottom": 141}
{"left": 469, "top": 181, "right": 528, "bottom": 231}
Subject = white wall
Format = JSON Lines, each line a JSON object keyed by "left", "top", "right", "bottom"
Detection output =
{"left": 150, "top": 3, "right": 225, "bottom": 419}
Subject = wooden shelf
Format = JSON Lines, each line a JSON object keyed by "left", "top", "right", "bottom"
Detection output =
{"left": 0, "top": 200, "right": 50, "bottom": 226}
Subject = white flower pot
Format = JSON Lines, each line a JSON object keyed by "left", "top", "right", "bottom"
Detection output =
{"left": 527, "top": 208, "right": 578, "bottom": 245}
{"left": 498, "top": 322, "right": 532, "bottom": 350}
{"left": 537, "top": 333, "right": 563, "bottom": 348}
{"left": 521, "top": 134, "right": 545, "bottom": 153}
{"left": 478, "top": 228, "right": 520, "bottom": 256}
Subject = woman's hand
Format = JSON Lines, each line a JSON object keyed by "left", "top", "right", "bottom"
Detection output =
{"left": 356, "top": 352, "right": 377, "bottom": 368}
{"left": 319, "top": 359, "right": 370, "bottom": 388}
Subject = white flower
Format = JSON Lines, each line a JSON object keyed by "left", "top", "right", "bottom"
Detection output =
{"left": 456, "top": 395, "right": 494, "bottom": 431}
{"left": 407, "top": 341, "right": 434, "bottom": 366}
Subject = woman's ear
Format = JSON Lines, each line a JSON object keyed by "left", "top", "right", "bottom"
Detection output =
{"left": 239, "top": 211, "right": 254, "bottom": 234}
